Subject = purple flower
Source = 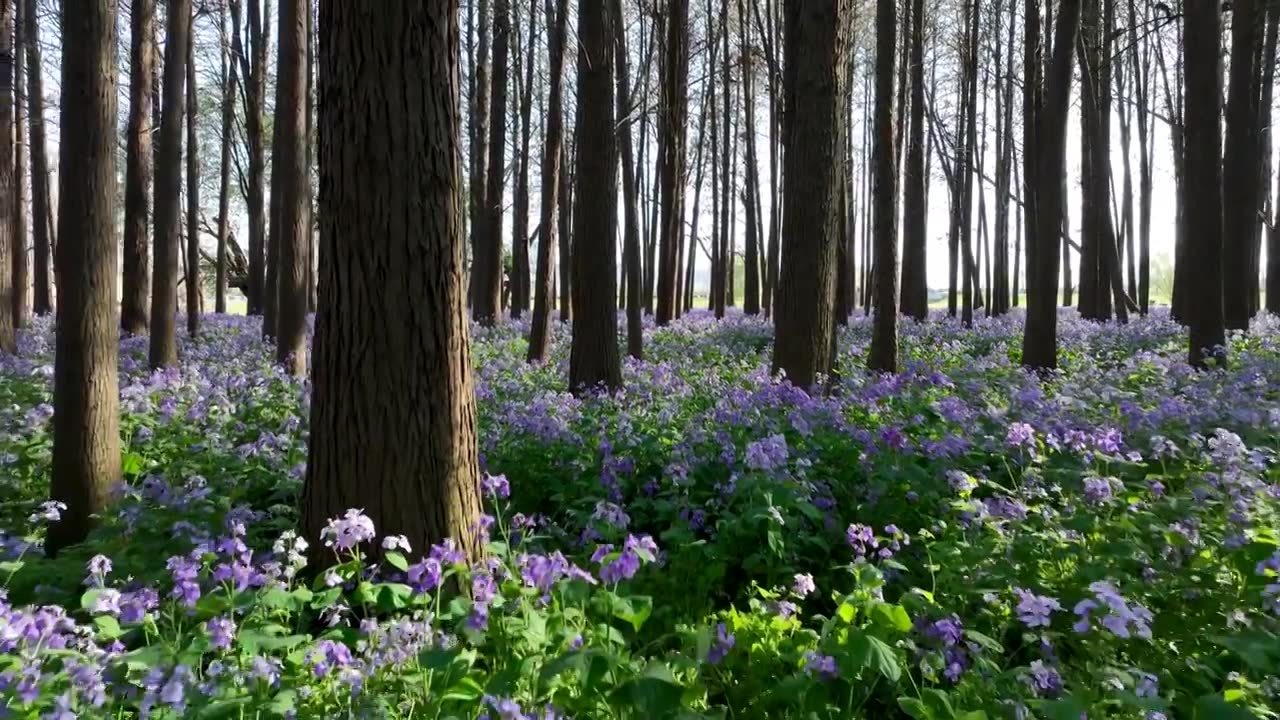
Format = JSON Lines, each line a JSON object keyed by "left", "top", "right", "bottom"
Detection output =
{"left": 591, "top": 501, "right": 631, "bottom": 529}
{"left": 1025, "top": 660, "right": 1062, "bottom": 697}
{"left": 792, "top": 573, "right": 816, "bottom": 599}
{"left": 85, "top": 554, "right": 113, "bottom": 585}
{"left": 206, "top": 616, "right": 236, "bottom": 651}
{"left": 846, "top": 524, "right": 878, "bottom": 560}
{"left": 707, "top": 623, "right": 735, "bottom": 664}
{"left": 429, "top": 539, "right": 465, "bottom": 566}
{"left": 802, "top": 651, "right": 838, "bottom": 680}
{"left": 481, "top": 474, "right": 511, "bottom": 500}
{"left": 1073, "top": 581, "right": 1153, "bottom": 639}
{"left": 1083, "top": 476, "right": 1115, "bottom": 504}
{"left": 407, "top": 557, "right": 443, "bottom": 593}
{"left": 1006, "top": 422, "right": 1036, "bottom": 449}
{"left": 745, "top": 434, "right": 789, "bottom": 472}
{"left": 321, "top": 509, "right": 377, "bottom": 552}
{"left": 28, "top": 500, "right": 66, "bottom": 524}
{"left": 1013, "top": 588, "right": 1063, "bottom": 629}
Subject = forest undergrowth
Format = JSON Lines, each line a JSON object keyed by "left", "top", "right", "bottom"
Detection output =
{"left": 0, "top": 310, "right": 1278, "bottom": 719}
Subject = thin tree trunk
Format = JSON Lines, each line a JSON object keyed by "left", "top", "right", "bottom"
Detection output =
{"left": 656, "top": 0, "right": 690, "bottom": 325}
{"left": 1222, "top": 0, "right": 1262, "bottom": 330}
{"left": 0, "top": 0, "right": 13, "bottom": 352}
{"left": 612, "top": 0, "right": 642, "bottom": 358}
{"left": 511, "top": 0, "right": 537, "bottom": 318}
{"left": 528, "top": 0, "right": 569, "bottom": 362}
{"left": 216, "top": 0, "right": 234, "bottom": 314}
{"left": 49, "top": 0, "right": 122, "bottom": 553}
{"left": 469, "top": 0, "right": 491, "bottom": 310}
{"left": 10, "top": 0, "right": 25, "bottom": 329}
{"left": 740, "top": 0, "right": 761, "bottom": 316}
{"left": 185, "top": 13, "right": 201, "bottom": 337}
{"left": 901, "top": 0, "right": 927, "bottom": 320}
{"left": 866, "top": 0, "right": 897, "bottom": 372}
{"left": 24, "top": 0, "right": 48, "bottom": 316}
{"left": 149, "top": 0, "right": 191, "bottom": 369}
{"left": 558, "top": 131, "right": 574, "bottom": 322}
{"left": 122, "top": 0, "right": 154, "bottom": 333}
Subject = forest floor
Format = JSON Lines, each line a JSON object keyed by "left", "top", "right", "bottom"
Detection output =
{"left": 0, "top": 309, "right": 1278, "bottom": 718}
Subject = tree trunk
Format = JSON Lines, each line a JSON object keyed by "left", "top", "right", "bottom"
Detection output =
{"left": 275, "top": 0, "right": 309, "bottom": 376}
{"left": 0, "top": 0, "right": 14, "bottom": 352}
{"left": 122, "top": 0, "right": 154, "bottom": 333}
{"left": 10, "top": 0, "right": 25, "bottom": 329}
{"left": 304, "top": 0, "right": 485, "bottom": 563}
{"left": 656, "top": 0, "right": 690, "bottom": 325}
{"left": 1021, "top": 0, "right": 1081, "bottom": 371}
{"left": 24, "top": 0, "right": 48, "bottom": 316}
{"left": 900, "top": 0, "right": 926, "bottom": 320}
{"left": 959, "top": 0, "right": 979, "bottom": 326}
{"left": 528, "top": 0, "right": 568, "bottom": 363}
{"left": 612, "top": 0, "right": 643, "bottom": 358}
{"left": 49, "top": 0, "right": 122, "bottom": 554}
{"left": 149, "top": 0, "right": 190, "bottom": 370}
{"left": 1222, "top": 0, "right": 1262, "bottom": 331}
{"left": 568, "top": 0, "right": 622, "bottom": 393}
{"left": 510, "top": 0, "right": 537, "bottom": 318}
{"left": 185, "top": 14, "right": 201, "bottom": 337}
{"left": 558, "top": 132, "right": 574, "bottom": 322}
{"left": 866, "top": 0, "right": 896, "bottom": 371}
{"left": 1023, "top": 0, "right": 1041, "bottom": 316}
{"left": 247, "top": 0, "right": 269, "bottom": 316}
{"left": 474, "top": 0, "right": 510, "bottom": 325}
{"left": 469, "top": 0, "right": 491, "bottom": 310}
{"left": 216, "top": 0, "right": 234, "bottom": 314}
{"left": 740, "top": 0, "right": 761, "bottom": 316}
{"left": 1184, "top": 1, "right": 1225, "bottom": 366}
{"left": 775, "top": 0, "right": 851, "bottom": 385}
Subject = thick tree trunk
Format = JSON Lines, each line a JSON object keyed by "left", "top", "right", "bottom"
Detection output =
{"left": 775, "top": 0, "right": 851, "bottom": 385}
{"left": 10, "top": 0, "right": 24, "bottom": 329}
{"left": 216, "top": 0, "right": 234, "bottom": 314}
{"left": 528, "top": 0, "right": 568, "bottom": 363}
{"left": 49, "top": 0, "right": 122, "bottom": 553}
{"left": 568, "top": 0, "right": 622, "bottom": 393}
{"left": 275, "top": 0, "right": 309, "bottom": 376}
{"left": 24, "top": 0, "right": 48, "bottom": 316}
{"left": 1222, "top": 0, "right": 1262, "bottom": 330}
{"left": 304, "top": 0, "right": 484, "bottom": 562}
{"left": 1184, "top": 2, "right": 1225, "bottom": 365}
{"left": 1021, "top": 0, "right": 1080, "bottom": 371}
{"left": 122, "top": 0, "right": 154, "bottom": 333}
{"left": 185, "top": 16, "right": 201, "bottom": 337}
{"left": 866, "top": 0, "right": 896, "bottom": 371}
{"left": 149, "top": 0, "right": 191, "bottom": 370}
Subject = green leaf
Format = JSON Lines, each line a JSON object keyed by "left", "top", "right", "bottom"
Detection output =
{"left": 848, "top": 631, "right": 902, "bottom": 683}
{"left": 898, "top": 698, "right": 936, "bottom": 720}
{"left": 267, "top": 690, "right": 297, "bottom": 717}
{"left": 93, "top": 615, "right": 123, "bottom": 640}
{"left": 1035, "top": 696, "right": 1090, "bottom": 720}
{"left": 869, "top": 603, "right": 913, "bottom": 633}
{"left": 610, "top": 594, "right": 654, "bottom": 633}
{"left": 384, "top": 551, "right": 409, "bottom": 572}
{"left": 440, "top": 676, "right": 485, "bottom": 702}
{"left": 956, "top": 712, "right": 988, "bottom": 720}
{"left": 1209, "top": 634, "right": 1280, "bottom": 673}
{"left": 836, "top": 602, "right": 857, "bottom": 624}
{"left": 920, "top": 689, "right": 956, "bottom": 720}
{"left": 195, "top": 698, "right": 252, "bottom": 718}
{"left": 1193, "top": 694, "right": 1259, "bottom": 720}
{"left": 963, "top": 630, "right": 1004, "bottom": 654}
{"left": 611, "top": 663, "right": 685, "bottom": 717}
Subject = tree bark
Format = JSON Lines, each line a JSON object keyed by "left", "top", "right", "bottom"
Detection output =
{"left": 474, "top": 0, "right": 510, "bottom": 325}
{"left": 469, "top": 0, "right": 491, "bottom": 310}
{"left": 775, "top": 0, "right": 850, "bottom": 385}
{"left": 900, "top": 0, "right": 927, "bottom": 320}
{"left": 0, "top": 0, "right": 13, "bottom": 352}
{"left": 740, "top": 0, "right": 761, "bottom": 316}
{"left": 612, "top": 0, "right": 643, "bottom": 358}
{"left": 1222, "top": 0, "right": 1262, "bottom": 330}
{"left": 527, "top": 0, "right": 568, "bottom": 363}
{"left": 49, "top": 0, "right": 122, "bottom": 553}
{"left": 10, "top": 0, "right": 24, "bottom": 330}
{"left": 185, "top": 13, "right": 201, "bottom": 337}
{"left": 275, "top": 0, "right": 309, "bottom": 376}
{"left": 1021, "top": 0, "right": 1081, "bottom": 371}
{"left": 656, "top": 0, "right": 690, "bottom": 325}
{"left": 303, "top": 0, "right": 484, "bottom": 563}
{"left": 122, "top": 0, "right": 154, "bottom": 333}
{"left": 558, "top": 132, "right": 574, "bottom": 322}
{"left": 1184, "top": 1, "right": 1225, "bottom": 366}
{"left": 216, "top": 0, "right": 234, "bottom": 314}
{"left": 511, "top": 0, "right": 538, "bottom": 318}
{"left": 24, "top": 0, "right": 47, "bottom": 316}
{"left": 149, "top": 0, "right": 190, "bottom": 369}
{"left": 568, "top": 0, "right": 622, "bottom": 393}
